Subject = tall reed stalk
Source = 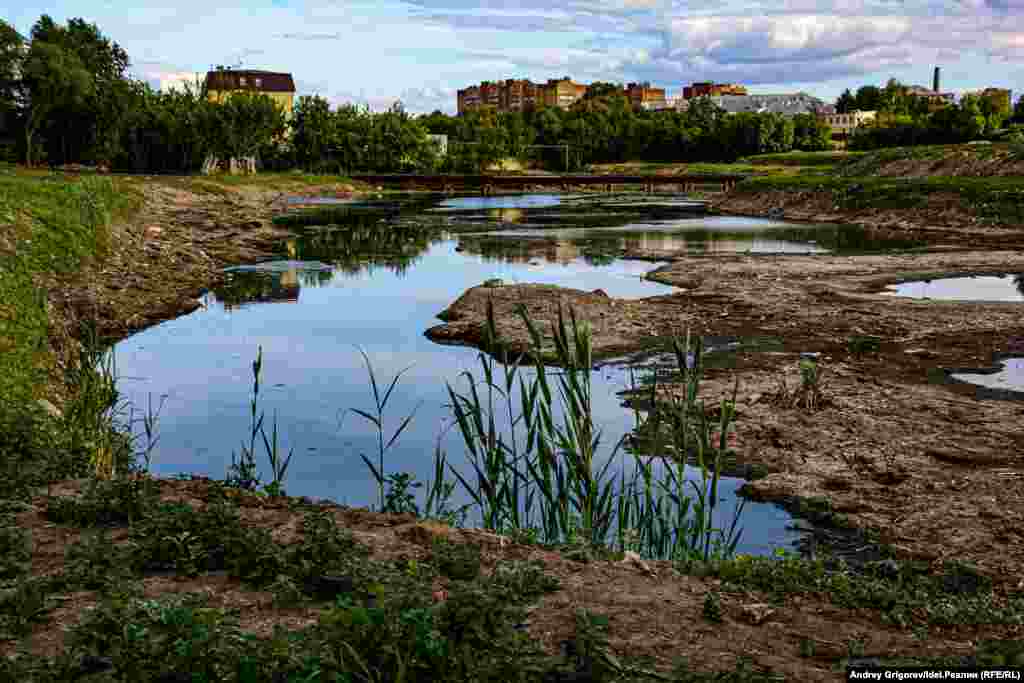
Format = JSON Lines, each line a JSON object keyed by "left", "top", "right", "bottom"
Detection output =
{"left": 444, "top": 299, "right": 745, "bottom": 562}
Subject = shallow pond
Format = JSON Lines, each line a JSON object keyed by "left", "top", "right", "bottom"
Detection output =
{"left": 114, "top": 193, "right": 912, "bottom": 556}
{"left": 884, "top": 274, "right": 1024, "bottom": 302}
{"left": 951, "top": 357, "right": 1024, "bottom": 395}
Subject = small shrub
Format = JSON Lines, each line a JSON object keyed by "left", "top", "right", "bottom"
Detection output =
{"left": 703, "top": 591, "right": 723, "bottom": 623}
{"left": 44, "top": 477, "right": 160, "bottom": 527}
{"left": 432, "top": 538, "right": 481, "bottom": 581}
{"left": 0, "top": 520, "right": 30, "bottom": 580}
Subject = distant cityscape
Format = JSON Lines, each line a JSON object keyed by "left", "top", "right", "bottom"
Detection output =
{"left": 451, "top": 69, "right": 1012, "bottom": 143}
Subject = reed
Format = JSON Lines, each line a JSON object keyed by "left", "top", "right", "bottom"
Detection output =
{"left": 346, "top": 348, "right": 420, "bottom": 512}
{"left": 443, "top": 300, "right": 745, "bottom": 561}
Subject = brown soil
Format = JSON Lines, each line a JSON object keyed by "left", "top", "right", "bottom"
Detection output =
{"left": 44, "top": 178, "right": 361, "bottom": 346}
{"left": 7, "top": 477, "right": 1021, "bottom": 679}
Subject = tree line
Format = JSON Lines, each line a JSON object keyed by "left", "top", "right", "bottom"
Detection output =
{"left": 835, "top": 79, "right": 1024, "bottom": 150}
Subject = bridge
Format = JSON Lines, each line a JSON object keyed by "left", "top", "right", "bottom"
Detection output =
{"left": 349, "top": 173, "right": 744, "bottom": 195}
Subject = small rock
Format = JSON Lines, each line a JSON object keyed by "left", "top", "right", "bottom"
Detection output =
{"left": 741, "top": 603, "right": 775, "bottom": 624}
{"left": 37, "top": 398, "right": 62, "bottom": 419}
{"left": 620, "top": 550, "right": 654, "bottom": 575}
{"left": 591, "top": 288, "right": 609, "bottom": 298}
{"left": 144, "top": 225, "right": 163, "bottom": 238}
{"left": 748, "top": 393, "right": 763, "bottom": 404}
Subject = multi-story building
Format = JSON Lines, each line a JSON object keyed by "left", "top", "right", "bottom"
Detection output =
{"left": 542, "top": 77, "right": 588, "bottom": 109}
{"left": 819, "top": 110, "right": 877, "bottom": 139}
{"left": 455, "top": 77, "right": 590, "bottom": 114}
{"left": 702, "top": 92, "right": 827, "bottom": 117}
{"left": 204, "top": 67, "right": 296, "bottom": 119}
{"left": 904, "top": 85, "right": 956, "bottom": 111}
{"left": 626, "top": 82, "right": 667, "bottom": 110}
{"left": 682, "top": 82, "right": 748, "bottom": 99}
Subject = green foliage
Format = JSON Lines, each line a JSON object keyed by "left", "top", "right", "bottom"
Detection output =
{"left": 45, "top": 477, "right": 159, "bottom": 526}
{"left": 686, "top": 550, "right": 1024, "bottom": 628}
{"left": 0, "top": 519, "right": 30, "bottom": 580}
{"left": 225, "top": 346, "right": 294, "bottom": 496}
{"left": 432, "top": 538, "right": 482, "bottom": 581}
{"left": 702, "top": 591, "right": 723, "bottom": 623}
{"left": 349, "top": 347, "right": 420, "bottom": 512}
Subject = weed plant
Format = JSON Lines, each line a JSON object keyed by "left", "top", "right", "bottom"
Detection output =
{"left": 225, "top": 347, "right": 294, "bottom": 496}
{"left": 347, "top": 347, "right": 420, "bottom": 512}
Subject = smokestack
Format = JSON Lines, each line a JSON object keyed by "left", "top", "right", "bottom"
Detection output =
{"left": 933, "top": 66, "right": 941, "bottom": 93}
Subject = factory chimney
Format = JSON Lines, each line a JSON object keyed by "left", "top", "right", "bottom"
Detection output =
{"left": 933, "top": 66, "right": 941, "bottom": 93}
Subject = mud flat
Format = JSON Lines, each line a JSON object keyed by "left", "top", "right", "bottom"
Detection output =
{"left": 430, "top": 244, "right": 1024, "bottom": 586}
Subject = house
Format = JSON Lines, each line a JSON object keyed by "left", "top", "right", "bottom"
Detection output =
{"left": 818, "top": 110, "right": 877, "bottom": 140}
{"left": 204, "top": 67, "right": 296, "bottom": 120}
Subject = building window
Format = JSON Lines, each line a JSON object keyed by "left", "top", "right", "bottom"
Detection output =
{"left": 239, "top": 76, "right": 247, "bottom": 86}
{"left": 254, "top": 78, "right": 262, "bottom": 88}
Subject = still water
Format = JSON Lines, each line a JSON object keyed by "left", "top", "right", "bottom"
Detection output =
{"left": 884, "top": 274, "right": 1024, "bottom": 302}
{"left": 115, "top": 194, "right": 913, "bottom": 555}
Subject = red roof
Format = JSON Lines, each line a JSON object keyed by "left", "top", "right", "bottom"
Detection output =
{"left": 205, "top": 69, "right": 295, "bottom": 93}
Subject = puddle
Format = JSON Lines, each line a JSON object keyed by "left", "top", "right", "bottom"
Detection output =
{"left": 884, "top": 274, "right": 1024, "bottom": 302}
{"left": 114, "top": 193, "right": 891, "bottom": 556}
{"left": 951, "top": 357, "right": 1024, "bottom": 395}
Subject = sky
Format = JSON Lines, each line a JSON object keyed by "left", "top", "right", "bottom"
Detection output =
{"left": 7, "top": 1, "right": 1024, "bottom": 114}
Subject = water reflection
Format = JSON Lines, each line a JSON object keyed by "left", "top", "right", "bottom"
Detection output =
{"left": 116, "top": 193, "right": 927, "bottom": 556}
{"left": 884, "top": 275, "right": 1024, "bottom": 303}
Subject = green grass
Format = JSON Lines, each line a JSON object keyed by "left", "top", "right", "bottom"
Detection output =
{"left": 682, "top": 549, "right": 1024, "bottom": 630}
{"left": 739, "top": 151, "right": 865, "bottom": 167}
{"left": 0, "top": 170, "right": 145, "bottom": 499}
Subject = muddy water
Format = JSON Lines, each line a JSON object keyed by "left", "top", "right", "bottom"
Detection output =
{"left": 115, "top": 194, "right": 915, "bottom": 556}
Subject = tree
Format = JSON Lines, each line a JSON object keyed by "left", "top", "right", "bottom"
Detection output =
{"left": 1014, "top": 96, "right": 1024, "bottom": 124}
{"left": 24, "top": 15, "right": 132, "bottom": 165}
{"left": 21, "top": 41, "right": 93, "bottom": 166}
{"left": 792, "top": 113, "right": 831, "bottom": 151}
{"left": 0, "top": 21, "right": 23, "bottom": 119}
{"left": 835, "top": 89, "right": 855, "bottom": 113}
{"left": 853, "top": 86, "right": 883, "bottom": 112}
{"left": 291, "top": 95, "right": 335, "bottom": 169}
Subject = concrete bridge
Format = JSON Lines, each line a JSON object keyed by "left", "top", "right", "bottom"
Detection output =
{"left": 349, "top": 173, "right": 744, "bottom": 195}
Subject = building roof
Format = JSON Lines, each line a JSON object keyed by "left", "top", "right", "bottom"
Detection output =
{"left": 205, "top": 69, "right": 296, "bottom": 93}
{"left": 703, "top": 93, "right": 826, "bottom": 116}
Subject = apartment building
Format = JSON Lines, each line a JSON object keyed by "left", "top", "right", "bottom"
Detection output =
{"left": 682, "top": 82, "right": 748, "bottom": 99}
{"left": 626, "top": 82, "right": 667, "bottom": 110}
{"left": 458, "top": 77, "right": 582, "bottom": 114}
{"left": 204, "top": 68, "right": 296, "bottom": 119}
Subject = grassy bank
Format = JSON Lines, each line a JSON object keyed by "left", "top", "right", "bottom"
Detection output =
{"left": 0, "top": 166, "right": 145, "bottom": 496}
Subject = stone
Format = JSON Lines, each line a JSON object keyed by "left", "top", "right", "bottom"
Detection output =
{"left": 591, "top": 288, "right": 609, "bottom": 298}
{"left": 620, "top": 550, "right": 654, "bottom": 575}
{"left": 36, "top": 398, "right": 62, "bottom": 419}
{"left": 741, "top": 603, "right": 775, "bottom": 624}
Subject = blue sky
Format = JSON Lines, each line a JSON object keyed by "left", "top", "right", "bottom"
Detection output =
{"left": 7, "top": 0, "right": 1023, "bottom": 113}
